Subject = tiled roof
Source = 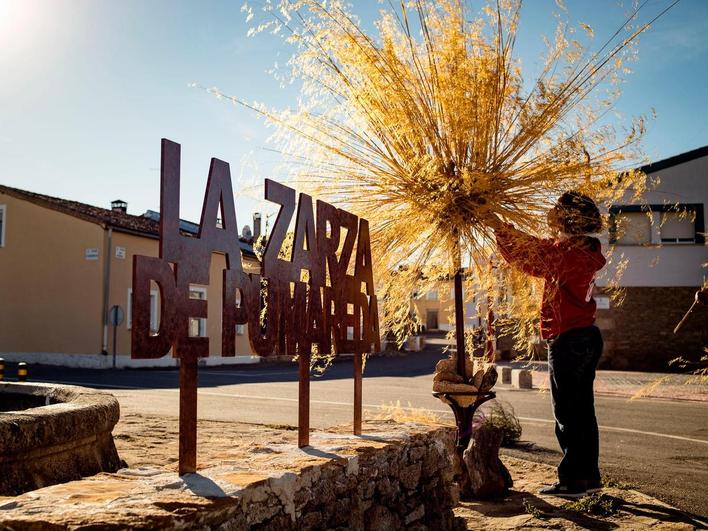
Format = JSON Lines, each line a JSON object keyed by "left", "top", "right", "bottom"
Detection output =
{"left": 0, "top": 184, "right": 256, "bottom": 257}
{"left": 0, "top": 184, "right": 162, "bottom": 235}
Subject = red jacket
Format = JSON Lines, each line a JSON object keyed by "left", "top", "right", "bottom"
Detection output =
{"left": 495, "top": 224, "right": 606, "bottom": 339}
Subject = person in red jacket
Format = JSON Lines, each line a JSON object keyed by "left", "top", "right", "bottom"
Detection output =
{"left": 492, "top": 191, "right": 606, "bottom": 497}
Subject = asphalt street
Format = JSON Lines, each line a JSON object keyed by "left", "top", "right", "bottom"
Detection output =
{"left": 13, "top": 352, "right": 708, "bottom": 520}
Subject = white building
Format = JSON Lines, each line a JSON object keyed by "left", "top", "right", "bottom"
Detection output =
{"left": 596, "top": 145, "right": 708, "bottom": 370}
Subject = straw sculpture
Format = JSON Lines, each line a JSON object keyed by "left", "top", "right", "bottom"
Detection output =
{"left": 203, "top": 0, "right": 678, "bottom": 355}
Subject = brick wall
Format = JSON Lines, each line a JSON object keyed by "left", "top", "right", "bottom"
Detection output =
{"left": 596, "top": 287, "right": 707, "bottom": 371}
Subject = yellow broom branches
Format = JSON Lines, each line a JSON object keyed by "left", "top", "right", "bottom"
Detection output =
{"left": 213, "top": 0, "right": 677, "bottom": 350}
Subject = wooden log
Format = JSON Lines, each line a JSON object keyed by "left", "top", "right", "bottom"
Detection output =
{"left": 462, "top": 423, "right": 512, "bottom": 499}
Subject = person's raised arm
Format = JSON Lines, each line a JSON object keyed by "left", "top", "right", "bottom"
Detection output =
{"left": 490, "top": 217, "right": 562, "bottom": 278}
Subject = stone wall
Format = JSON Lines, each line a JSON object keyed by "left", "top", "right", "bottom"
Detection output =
{"left": 596, "top": 286, "right": 707, "bottom": 371}
{"left": 0, "top": 423, "right": 463, "bottom": 530}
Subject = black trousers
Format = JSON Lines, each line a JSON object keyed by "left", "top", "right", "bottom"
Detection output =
{"left": 548, "top": 325, "right": 603, "bottom": 483}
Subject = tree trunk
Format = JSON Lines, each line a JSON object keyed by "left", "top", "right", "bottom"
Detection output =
{"left": 463, "top": 423, "right": 513, "bottom": 499}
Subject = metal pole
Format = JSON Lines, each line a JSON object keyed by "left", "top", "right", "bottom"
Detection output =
{"left": 178, "top": 356, "right": 198, "bottom": 475}
{"left": 454, "top": 270, "right": 466, "bottom": 380}
{"left": 112, "top": 322, "right": 117, "bottom": 369}
{"left": 353, "top": 351, "right": 363, "bottom": 435}
{"left": 486, "top": 296, "right": 495, "bottom": 363}
{"left": 101, "top": 227, "right": 113, "bottom": 354}
{"left": 298, "top": 347, "right": 310, "bottom": 447}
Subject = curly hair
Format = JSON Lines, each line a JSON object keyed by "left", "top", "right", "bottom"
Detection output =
{"left": 555, "top": 191, "right": 603, "bottom": 234}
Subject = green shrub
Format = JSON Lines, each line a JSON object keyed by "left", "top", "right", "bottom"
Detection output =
{"left": 562, "top": 494, "right": 619, "bottom": 517}
{"left": 602, "top": 476, "right": 634, "bottom": 490}
{"left": 475, "top": 400, "right": 522, "bottom": 446}
{"left": 522, "top": 498, "right": 547, "bottom": 519}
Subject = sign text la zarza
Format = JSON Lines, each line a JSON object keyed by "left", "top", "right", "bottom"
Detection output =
{"left": 131, "top": 139, "right": 380, "bottom": 473}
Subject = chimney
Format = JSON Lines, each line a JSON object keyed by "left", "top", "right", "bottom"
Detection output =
{"left": 253, "top": 212, "right": 262, "bottom": 239}
{"left": 111, "top": 200, "right": 127, "bottom": 214}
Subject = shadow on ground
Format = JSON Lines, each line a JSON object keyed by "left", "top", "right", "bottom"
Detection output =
{"left": 456, "top": 456, "right": 708, "bottom": 530}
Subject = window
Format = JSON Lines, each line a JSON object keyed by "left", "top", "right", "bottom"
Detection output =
{"left": 615, "top": 212, "right": 652, "bottom": 245}
{"left": 236, "top": 324, "right": 245, "bottom": 336}
{"left": 609, "top": 203, "right": 705, "bottom": 246}
{"left": 426, "top": 290, "right": 438, "bottom": 301}
{"left": 189, "top": 287, "right": 208, "bottom": 337}
{"left": 0, "top": 205, "right": 5, "bottom": 247}
{"left": 660, "top": 211, "right": 695, "bottom": 243}
{"left": 127, "top": 288, "right": 159, "bottom": 332}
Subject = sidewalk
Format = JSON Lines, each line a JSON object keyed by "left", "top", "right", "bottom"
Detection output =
{"left": 424, "top": 335, "right": 708, "bottom": 402}
{"left": 499, "top": 361, "right": 708, "bottom": 402}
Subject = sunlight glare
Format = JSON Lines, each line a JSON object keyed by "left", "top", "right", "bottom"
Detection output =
{"left": 0, "top": 1, "right": 42, "bottom": 49}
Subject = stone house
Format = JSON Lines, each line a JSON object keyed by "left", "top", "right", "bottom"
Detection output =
{"left": 0, "top": 185, "right": 261, "bottom": 368}
{"left": 595, "top": 145, "right": 708, "bottom": 370}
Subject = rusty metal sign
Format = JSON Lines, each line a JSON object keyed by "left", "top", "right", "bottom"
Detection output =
{"left": 131, "top": 139, "right": 380, "bottom": 474}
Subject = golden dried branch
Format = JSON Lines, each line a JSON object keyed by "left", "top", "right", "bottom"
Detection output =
{"left": 209, "top": 0, "right": 677, "bottom": 347}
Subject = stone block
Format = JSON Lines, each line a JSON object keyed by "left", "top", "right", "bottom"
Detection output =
{"left": 511, "top": 369, "right": 532, "bottom": 389}
{"left": 404, "top": 335, "right": 424, "bottom": 351}
{"left": 400, "top": 462, "right": 422, "bottom": 490}
{"left": 405, "top": 504, "right": 425, "bottom": 525}
{"left": 500, "top": 367, "right": 512, "bottom": 384}
{"left": 0, "top": 382, "right": 121, "bottom": 496}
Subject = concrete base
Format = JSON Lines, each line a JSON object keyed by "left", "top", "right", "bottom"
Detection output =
{"left": 511, "top": 369, "right": 533, "bottom": 389}
{"left": 404, "top": 335, "right": 425, "bottom": 351}
{"left": 500, "top": 367, "right": 512, "bottom": 385}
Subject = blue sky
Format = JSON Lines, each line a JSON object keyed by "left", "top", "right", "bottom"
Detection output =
{"left": 1, "top": 0, "right": 706, "bottom": 227}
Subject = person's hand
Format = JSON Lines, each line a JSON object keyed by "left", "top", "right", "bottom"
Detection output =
{"left": 486, "top": 213, "right": 506, "bottom": 231}
{"left": 696, "top": 286, "right": 708, "bottom": 306}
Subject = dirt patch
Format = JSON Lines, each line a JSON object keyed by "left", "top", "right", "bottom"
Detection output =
{"left": 455, "top": 456, "right": 704, "bottom": 530}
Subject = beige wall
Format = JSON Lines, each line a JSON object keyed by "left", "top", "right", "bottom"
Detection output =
{"left": 411, "top": 282, "right": 484, "bottom": 331}
{"left": 0, "top": 194, "right": 261, "bottom": 366}
{"left": 0, "top": 193, "right": 105, "bottom": 354}
{"left": 107, "top": 231, "right": 256, "bottom": 358}
{"left": 107, "top": 231, "right": 156, "bottom": 357}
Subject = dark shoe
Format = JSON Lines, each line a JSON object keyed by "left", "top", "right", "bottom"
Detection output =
{"left": 585, "top": 479, "right": 602, "bottom": 493}
{"left": 539, "top": 482, "right": 587, "bottom": 498}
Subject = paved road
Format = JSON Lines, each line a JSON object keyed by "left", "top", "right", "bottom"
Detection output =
{"left": 13, "top": 353, "right": 708, "bottom": 520}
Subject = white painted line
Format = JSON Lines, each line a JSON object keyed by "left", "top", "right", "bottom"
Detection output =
{"left": 197, "top": 370, "right": 295, "bottom": 377}
{"left": 597, "top": 425, "right": 708, "bottom": 445}
{"left": 516, "top": 416, "right": 708, "bottom": 445}
{"left": 39, "top": 380, "right": 143, "bottom": 390}
{"left": 517, "top": 416, "right": 555, "bottom": 424}
{"left": 40, "top": 380, "right": 708, "bottom": 446}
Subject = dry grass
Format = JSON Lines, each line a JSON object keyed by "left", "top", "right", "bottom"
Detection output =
{"left": 367, "top": 400, "right": 442, "bottom": 425}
